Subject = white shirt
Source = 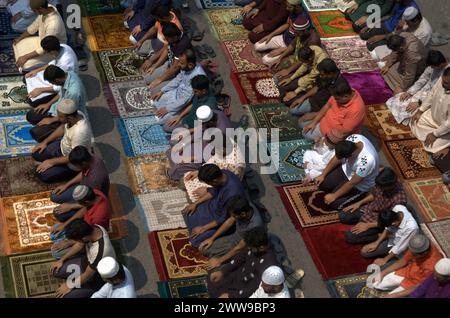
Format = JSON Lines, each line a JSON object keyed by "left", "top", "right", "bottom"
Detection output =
{"left": 91, "top": 267, "right": 137, "bottom": 298}
{"left": 250, "top": 283, "right": 291, "bottom": 298}
{"left": 341, "top": 134, "right": 379, "bottom": 192}
{"left": 387, "top": 205, "right": 419, "bottom": 256}
{"left": 60, "top": 111, "right": 93, "bottom": 157}
{"left": 403, "top": 18, "right": 433, "bottom": 48}
{"left": 48, "top": 44, "right": 79, "bottom": 74}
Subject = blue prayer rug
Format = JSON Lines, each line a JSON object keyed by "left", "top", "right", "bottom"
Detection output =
{"left": 269, "top": 139, "right": 313, "bottom": 183}
{"left": 0, "top": 39, "right": 21, "bottom": 76}
{"left": 0, "top": 8, "right": 19, "bottom": 39}
{"left": 195, "top": 0, "right": 236, "bottom": 9}
{"left": 117, "top": 116, "right": 169, "bottom": 157}
{"left": 0, "top": 112, "right": 36, "bottom": 158}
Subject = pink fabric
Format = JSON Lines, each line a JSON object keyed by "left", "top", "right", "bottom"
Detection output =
{"left": 343, "top": 71, "right": 393, "bottom": 105}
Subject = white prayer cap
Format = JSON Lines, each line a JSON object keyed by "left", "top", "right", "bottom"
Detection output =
{"left": 403, "top": 7, "right": 419, "bottom": 21}
{"left": 57, "top": 99, "right": 77, "bottom": 114}
{"left": 72, "top": 185, "right": 90, "bottom": 202}
{"left": 97, "top": 257, "right": 120, "bottom": 279}
{"left": 261, "top": 266, "right": 285, "bottom": 286}
{"left": 435, "top": 258, "right": 450, "bottom": 276}
{"left": 196, "top": 105, "right": 213, "bottom": 122}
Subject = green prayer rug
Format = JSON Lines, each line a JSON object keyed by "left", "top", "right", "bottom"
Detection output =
{"left": 158, "top": 277, "right": 209, "bottom": 298}
{"left": 79, "top": 0, "right": 123, "bottom": 17}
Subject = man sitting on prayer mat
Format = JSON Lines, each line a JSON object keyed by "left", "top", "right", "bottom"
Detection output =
{"left": 410, "top": 258, "right": 450, "bottom": 298}
{"left": 91, "top": 257, "right": 137, "bottom": 298}
{"left": 250, "top": 266, "right": 291, "bottom": 298}
{"left": 32, "top": 99, "right": 93, "bottom": 183}
{"left": 207, "top": 226, "right": 278, "bottom": 298}
{"left": 381, "top": 33, "right": 427, "bottom": 93}
{"left": 241, "top": 0, "right": 289, "bottom": 44}
{"left": 151, "top": 48, "right": 206, "bottom": 132}
{"left": 198, "top": 196, "right": 265, "bottom": 271}
{"left": 51, "top": 219, "right": 117, "bottom": 298}
{"left": 409, "top": 67, "right": 450, "bottom": 164}
{"left": 26, "top": 65, "right": 87, "bottom": 142}
{"left": 302, "top": 78, "right": 366, "bottom": 139}
{"left": 254, "top": 2, "right": 310, "bottom": 66}
{"left": 12, "top": 0, "right": 67, "bottom": 71}
{"left": 371, "top": 234, "right": 442, "bottom": 298}
{"left": 7, "top": 0, "right": 37, "bottom": 33}
{"left": 340, "top": 168, "right": 407, "bottom": 245}
{"left": 51, "top": 145, "right": 110, "bottom": 204}
{"left": 25, "top": 36, "right": 79, "bottom": 107}
{"left": 182, "top": 164, "right": 245, "bottom": 248}
{"left": 386, "top": 50, "right": 449, "bottom": 125}
{"left": 315, "top": 134, "right": 379, "bottom": 210}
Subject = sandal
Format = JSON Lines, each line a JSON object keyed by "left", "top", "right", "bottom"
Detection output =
{"left": 202, "top": 44, "right": 216, "bottom": 58}
{"left": 191, "top": 30, "right": 205, "bottom": 42}
{"left": 238, "top": 114, "right": 249, "bottom": 129}
{"left": 194, "top": 45, "right": 208, "bottom": 60}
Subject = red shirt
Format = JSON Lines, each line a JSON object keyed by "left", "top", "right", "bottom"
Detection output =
{"left": 83, "top": 189, "right": 112, "bottom": 229}
{"left": 319, "top": 90, "right": 366, "bottom": 136}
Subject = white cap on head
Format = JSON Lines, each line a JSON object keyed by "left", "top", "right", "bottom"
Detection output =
{"left": 97, "top": 257, "right": 120, "bottom": 279}
{"left": 57, "top": 99, "right": 77, "bottom": 115}
{"left": 196, "top": 105, "right": 213, "bottom": 122}
{"left": 261, "top": 266, "right": 285, "bottom": 286}
{"left": 435, "top": 258, "right": 450, "bottom": 276}
{"left": 72, "top": 185, "right": 90, "bottom": 201}
{"left": 403, "top": 7, "right": 419, "bottom": 21}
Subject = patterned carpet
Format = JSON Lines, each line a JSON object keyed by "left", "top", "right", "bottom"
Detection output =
{"left": 231, "top": 71, "right": 281, "bottom": 105}
{"left": 158, "top": 276, "right": 208, "bottom": 298}
{"left": 0, "top": 77, "right": 30, "bottom": 114}
{"left": 303, "top": 0, "right": 338, "bottom": 12}
{"left": 0, "top": 112, "right": 36, "bottom": 158}
{"left": 424, "top": 219, "right": 450, "bottom": 257}
{"left": 197, "top": 0, "right": 236, "bottom": 9}
{"left": 83, "top": 14, "right": 133, "bottom": 51}
{"left": 327, "top": 273, "right": 387, "bottom": 298}
{"left": 97, "top": 48, "right": 144, "bottom": 82}
{"left": 79, "top": 0, "right": 123, "bottom": 16}
{"left": 205, "top": 8, "right": 248, "bottom": 41}
{"left": 221, "top": 39, "right": 267, "bottom": 73}
{"left": 0, "top": 39, "right": 20, "bottom": 76}
{"left": 310, "top": 11, "right": 356, "bottom": 38}
{"left": 367, "top": 104, "right": 413, "bottom": 141}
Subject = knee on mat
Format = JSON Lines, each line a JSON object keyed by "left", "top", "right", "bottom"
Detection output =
{"left": 248, "top": 32, "right": 262, "bottom": 44}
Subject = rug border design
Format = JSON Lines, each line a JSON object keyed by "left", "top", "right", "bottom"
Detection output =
{"left": 366, "top": 104, "right": 414, "bottom": 141}
{"left": 157, "top": 276, "right": 209, "bottom": 298}
{"left": 221, "top": 39, "right": 268, "bottom": 73}
{"left": 230, "top": 71, "right": 281, "bottom": 105}
{"left": 310, "top": 10, "right": 357, "bottom": 38}
{"left": 204, "top": 8, "right": 249, "bottom": 41}
{"left": 0, "top": 112, "right": 36, "bottom": 159}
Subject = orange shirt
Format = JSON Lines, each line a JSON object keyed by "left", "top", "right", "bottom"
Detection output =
{"left": 155, "top": 11, "right": 182, "bottom": 45}
{"left": 319, "top": 90, "right": 366, "bottom": 136}
{"left": 395, "top": 246, "right": 442, "bottom": 289}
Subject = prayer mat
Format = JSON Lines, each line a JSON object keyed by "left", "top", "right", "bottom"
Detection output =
{"left": 83, "top": 15, "right": 133, "bottom": 51}
{"left": 136, "top": 190, "right": 188, "bottom": 232}
{"left": 309, "top": 11, "right": 357, "bottom": 38}
{"left": 0, "top": 192, "right": 57, "bottom": 255}
{"left": 158, "top": 276, "right": 209, "bottom": 298}
{"left": 366, "top": 104, "right": 413, "bottom": 141}
{"left": 78, "top": 0, "right": 122, "bottom": 17}
{"left": 196, "top": 0, "right": 236, "bottom": 9}
{"left": 423, "top": 220, "right": 450, "bottom": 257}
{"left": 107, "top": 184, "right": 129, "bottom": 241}
{"left": 0, "top": 77, "right": 30, "bottom": 114}
{"left": 0, "top": 8, "right": 18, "bottom": 39}
{"left": 343, "top": 71, "right": 393, "bottom": 105}
{"left": 205, "top": 8, "right": 248, "bottom": 41}
{"left": 97, "top": 48, "right": 144, "bottom": 82}
{"left": 117, "top": 116, "right": 169, "bottom": 157}
{"left": 303, "top": 0, "right": 338, "bottom": 11}
{"left": 0, "top": 251, "right": 63, "bottom": 298}
{"left": 384, "top": 139, "right": 441, "bottom": 180}
{"left": 301, "top": 223, "right": 372, "bottom": 279}
{"left": 0, "top": 39, "right": 21, "bottom": 76}
{"left": 327, "top": 273, "right": 388, "bottom": 298}
{"left": 249, "top": 103, "right": 303, "bottom": 142}
{"left": 104, "top": 80, "right": 156, "bottom": 118}
{"left": 0, "top": 112, "right": 36, "bottom": 159}
{"left": 322, "top": 36, "right": 378, "bottom": 73}
{"left": 278, "top": 183, "right": 339, "bottom": 228}
{"left": 221, "top": 39, "right": 267, "bottom": 73}
{"left": 148, "top": 228, "right": 208, "bottom": 280}
{"left": 405, "top": 178, "right": 450, "bottom": 222}
{"left": 231, "top": 71, "right": 281, "bottom": 105}
{"left": 126, "top": 153, "right": 177, "bottom": 194}
{"left": 270, "top": 139, "right": 313, "bottom": 183}
{"left": 0, "top": 156, "right": 63, "bottom": 197}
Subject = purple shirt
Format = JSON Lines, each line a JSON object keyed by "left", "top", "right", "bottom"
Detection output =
{"left": 81, "top": 156, "right": 110, "bottom": 196}
{"left": 410, "top": 275, "right": 450, "bottom": 298}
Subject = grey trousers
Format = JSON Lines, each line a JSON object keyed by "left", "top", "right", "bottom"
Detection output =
{"left": 203, "top": 233, "right": 242, "bottom": 259}
{"left": 144, "top": 61, "right": 170, "bottom": 85}
{"left": 360, "top": 239, "right": 390, "bottom": 258}
{"left": 303, "top": 122, "right": 323, "bottom": 141}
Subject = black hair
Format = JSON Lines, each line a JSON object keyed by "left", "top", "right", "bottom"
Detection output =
{"left": 330, "top": 78, "right": 352, "bottom": 97}
{"left": 443, "top": 66, "right": 450, "bottom": 77}
{"left": 317, "top": 58, "right": 339, "bottom": 73}
{"left": 183, "top": 47, "right": 197, "bottom": 65}
{"left": 41, "top": 36, "right": 60, "bottom": 52}
{"left": 409, "top": 11, "right": 423, "bottom": 24}
{"left": 335, "top": 140, "right": 357, "bottom": 159}
{"left": 427, "top": 50, "right": 446, "bottom": 66}
{"left": 68, "top": 146, "right": 93, "bottom": 166}
{"left": 375, "top": 167, "right": 398, "bottom": 188}
{"left": 198, "top": 164, "right": 222, "bottom": 183}
{"left": 191, "top": 75, "right": 209, "bottom": 90}
{"left": 227, "top": 196, "right": 251, "bottom": 216}
{"left": 152, "top": 4, "right": 171, "bottom": 19}
{"left": 65, "top": 219, "right": 94, "bottom": 241}
{"left": 243, "top": 227, "right": 268, "bottom": 248}
{"left": 161, "top": 22, "right": 181, "bottom": 39}
{"left": 297, "top": 46, "right": 314, "bottom": 61}
{"left": 43, "top": 65, "right": 65, "bottom": 82}
{"left": 386, "top": 34, "right": 405, "bottom": 51}
{"left": 378, "top": 209, "right": 401, "bottom": 229}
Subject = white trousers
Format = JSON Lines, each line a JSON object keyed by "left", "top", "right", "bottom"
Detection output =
{"left": 373, "top": 272, "right": 406, "bottom": 294}
{"left": 254, "top": 35, "right": 287, "bottom": 66}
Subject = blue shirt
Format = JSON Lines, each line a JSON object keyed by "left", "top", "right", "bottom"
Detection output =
{"left": 384, "top": 0, "right": 418, "bottom": 33}
{"left": 49, "top": 71, "right": 87, "bottom": 116}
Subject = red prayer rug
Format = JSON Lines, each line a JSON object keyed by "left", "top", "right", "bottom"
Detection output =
{"left": 230, "top": 71, "right": 280, "bottom": 105}
{"left": 221, "top": 39, "right": 267, "bottom": 73}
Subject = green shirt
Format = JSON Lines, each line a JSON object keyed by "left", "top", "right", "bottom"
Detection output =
{"left": 182, "top": 91, "right": 218, "bottom": 128}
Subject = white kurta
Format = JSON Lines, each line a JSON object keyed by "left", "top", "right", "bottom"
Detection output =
{"left": 302, "top": 138, "right": 335, "bottom": 180}
{"left": 410, "top": 77, "right": 450, "bottom": 153}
